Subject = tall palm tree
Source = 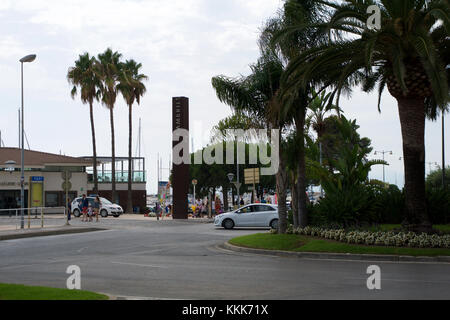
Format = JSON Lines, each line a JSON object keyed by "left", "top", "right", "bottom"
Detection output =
{"left": 264, "top": 0, "right": 332, "bottom": 228}
{"left": 67, "top": 53, "right": 102, "bottom": 194}
{"left": 281, "top": 0, "right": 450, "bottom": 233}
{"left": 212, "top": 51, "right": 291, "bottom": 233}
{"left": 118, "top": 59, "right": 148, "bottom": 214}
{"left": 96, "top": 48, "right": 123, "bottom": 204}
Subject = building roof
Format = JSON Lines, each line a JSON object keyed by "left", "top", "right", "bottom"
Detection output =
{"left": 0, "top": 148, "right": 92, "bottom": 168}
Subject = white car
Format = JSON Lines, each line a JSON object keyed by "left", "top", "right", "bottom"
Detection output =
{"left": 71, "top": 197, "right": 123, "bottom": 218}
{"left": 214, "top": 204, "right": 279, "bottom": 230}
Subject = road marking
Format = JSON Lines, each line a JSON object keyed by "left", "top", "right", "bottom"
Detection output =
{"left": 346, "top": 277, "right": 450, "bottom": 284}
{"left": 0, "top": 263, "right": 40, "bottom": 270}
{"left": 211, "top": 244, "right": 280, "bottom": 258}
{"left": 110, "top": 261, "right": 163, "bottom": 268}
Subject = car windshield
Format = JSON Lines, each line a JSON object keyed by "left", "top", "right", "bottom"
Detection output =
{"left": 100, "top": 198, "right": 113, "bottom": 205}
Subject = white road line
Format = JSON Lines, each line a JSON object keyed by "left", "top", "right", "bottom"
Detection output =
{"left": 110, "top": 261, "right": 163, "bottom": 268}
{"left": 346, "top": 277, "right": 450, "bottom": 284}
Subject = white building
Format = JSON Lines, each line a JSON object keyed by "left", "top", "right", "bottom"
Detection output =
{"left": 0, "top": 148, "right": 147, "bottom": 211}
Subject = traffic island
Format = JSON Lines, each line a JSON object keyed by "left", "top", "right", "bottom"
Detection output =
{"left": 225, "top": 233, "right": 450, "bottom": 263}
{"left": 0, "top": 226, "right": 107, "bottom": 241}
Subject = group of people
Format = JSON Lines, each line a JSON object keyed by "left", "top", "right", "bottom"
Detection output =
{"left": 193, "top": 198, "right": 208, "bottom": 218}
{"left": 76, "top": 194, "right": 101, "bottom": 222}
{"left": 154, "top": 202, "right": 172, "bottom": 220}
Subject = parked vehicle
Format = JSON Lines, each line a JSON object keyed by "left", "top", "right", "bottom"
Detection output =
{"left": 71, "top": 197, "right": 123, "bottom": 218}
{"left": 214, "top": 203, "right": 279, "bottom": 230}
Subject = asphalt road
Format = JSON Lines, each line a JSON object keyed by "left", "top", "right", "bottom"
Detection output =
{"left": 0, "top": 218, "right": 449, "bottom": 299}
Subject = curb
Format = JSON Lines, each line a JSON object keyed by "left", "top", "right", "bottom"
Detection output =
{"left": 223, "top": 241, "right": 450, "bottom": 263}
{"left": 0, "top": 227, "right": 108, "bottom": 241}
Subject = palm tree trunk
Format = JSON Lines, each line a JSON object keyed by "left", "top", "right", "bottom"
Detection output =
{"left": 291, "top": 173, "right": 299, "bottom": 228}
{"left": 126, "top": 103, "right": 133, "bottom": 213}
{"left": 231, "top": 187, "right": 235, "bottom": 207}
{"left": 109, "top": 106, "right": 116, "bottom": 204}
{"left": 295, "top": 107, "right": 308, "bottom": 228}
{"left": 397, "top": 97, "right": 432, "bottom": 233}
{"left": 276, "top": 133, "right": 289, "bottom": 234}
{"left": 89, "top": 101, "right": 98, "bottom": 194}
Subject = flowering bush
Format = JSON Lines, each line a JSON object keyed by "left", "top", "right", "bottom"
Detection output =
{"left": 285, "top": 226, "right": 450, "bottom": 249}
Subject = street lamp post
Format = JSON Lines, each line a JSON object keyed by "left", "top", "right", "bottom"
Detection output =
{"left": 19, "top": 54, "right": 36, "bottom": 230}
{"left": 192, "top": 179, "right": 197, "bottom": 202}
{"left": 227, "top": 173, "right": 234, "bottom": 209}
{"left": 374, "top": 150, "right": 393, "bottom": 183}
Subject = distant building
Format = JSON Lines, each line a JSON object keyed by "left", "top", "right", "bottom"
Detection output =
{"left": 0, "top": 148, "right": 146, "bottom": 212}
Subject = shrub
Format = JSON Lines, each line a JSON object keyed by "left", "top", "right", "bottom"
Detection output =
{"left": 426, "top": 188, "right": 450, "bottom": 225}
{"left": 310, "top": 185, "right": 379, "bottom": 227}
{"left": 293, "top": 226, "right": 450, "bottom": 249}
{"left": 372, "top": 184, "right": 405, "bottom": 224}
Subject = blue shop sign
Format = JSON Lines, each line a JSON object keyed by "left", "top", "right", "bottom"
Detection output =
{"left": 31, "top": 176, "right": 44, "bottom": 182}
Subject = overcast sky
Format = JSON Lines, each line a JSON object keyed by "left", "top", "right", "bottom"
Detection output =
{"left": 0, "top": 0, "right": 448, "bottom": 194}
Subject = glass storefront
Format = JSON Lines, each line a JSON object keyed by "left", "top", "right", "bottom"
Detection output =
{"left": 45, "top": 191, "right": 77, "bottom": 207}
{"left": 0, "top": 190, "right": 28, "bottom": 210}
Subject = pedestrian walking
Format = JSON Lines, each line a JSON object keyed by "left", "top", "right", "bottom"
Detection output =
{"left": 81, "top": 194, "right": 88, "bottom": 222}
{"left": 67, "top": 197, "right": 72, "bottom": 222}
{"left": 87, "top": 204, "right": 93, "bottom": 222}
{"left": 215, "top": 196, "right": 222, "bottom": 216}
{"left": 155, "top": 202, "right": 161, "bottom": 220}
{"left": 94, "top": 196, "right": 100, "bottom": 222}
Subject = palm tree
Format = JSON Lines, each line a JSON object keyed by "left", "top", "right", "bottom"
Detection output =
{"left": 281, "top": 0, "right": 450, "bottom": 233}
{"left": 67, "top": 53, "right": 102, "bottom": 194}
{"left": 212, "top": 51, "right": 291, "bottom": 233}
{"left": 118, "top": 59, "right": 148, "bottom": 213}
{"left": 264, "top": 0, "right": 332, "bottom": 228}
{"left": 306, "top": 89, "right": 341, "bottom": 139}
{"left": 96, "top": 48, "right": 123, "bottom": 204}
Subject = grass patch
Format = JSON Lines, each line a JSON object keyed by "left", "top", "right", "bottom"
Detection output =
{"left": 0, "top": 283, "right": 109, "bottom": 300}
{"left": 229, "top": 233, "right": 450, "bottom": 257}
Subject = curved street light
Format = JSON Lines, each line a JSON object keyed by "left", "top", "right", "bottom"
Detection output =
{"left": 4, "top": 160, "right": 16, "bottom": 174}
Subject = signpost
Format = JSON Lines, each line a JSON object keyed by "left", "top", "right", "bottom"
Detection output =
{"left": 192, "top": 179, "right": 198, "bottom": 202}
{"left": 62, "top": 171, "right": 71, "bottom": 225}
{"left": 244, "top": 168, "right": 260, "bottom": 203}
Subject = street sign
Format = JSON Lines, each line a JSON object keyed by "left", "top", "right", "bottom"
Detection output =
{"left": 244, "top": 168, "right": 260, "bottom": 184}
{"left": 62, "top": 181, "right": 72, "bottom": 191}
{"left": 192, "top": 179, "right": 198, "bottom": 185}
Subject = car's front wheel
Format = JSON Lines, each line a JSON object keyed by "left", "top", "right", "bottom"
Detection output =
{"left": 222, "top": 219, "right": 235, "bottom": 230}
{"left": 73, "top": 209, "right": 80, "bottom": 218}
{"left": 100, "top": 209, "right": 108, "bottom": 218}
{"left": 270, "top": 219, "right": 279, "bottom": 230}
